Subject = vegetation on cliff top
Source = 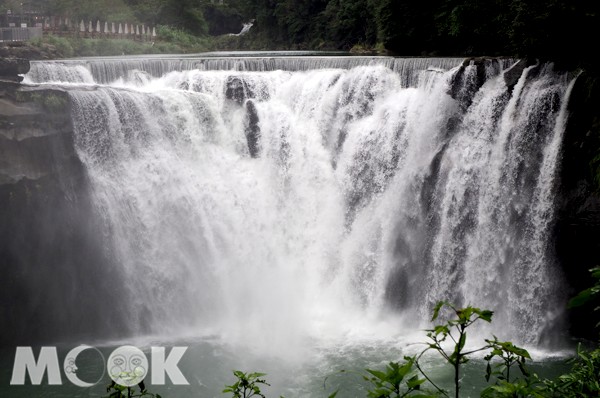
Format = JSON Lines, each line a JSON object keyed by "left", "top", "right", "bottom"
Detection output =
{"left": 0, "top": 0, "right": 598, "bottom": 70}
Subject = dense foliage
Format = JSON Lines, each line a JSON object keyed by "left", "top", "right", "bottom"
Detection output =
{"left": 243, "top": 0, "right": 598, "bottom": 68}
{"left": 1, "top": 0, "right": 598, "bottom": 68}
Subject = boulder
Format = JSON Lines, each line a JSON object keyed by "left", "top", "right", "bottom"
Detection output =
{"left": 244, "top": 99, "right": 261, "bottom": 157}
{"left": 0, "top": 58, "right": 30, "bottom": 82}
{"left": 225, "top": 75, "right": 255, "bottom": 104}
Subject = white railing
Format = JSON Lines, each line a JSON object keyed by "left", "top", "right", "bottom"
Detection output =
{"left": 42, "top": 18, "right": 157, "bottom": 41}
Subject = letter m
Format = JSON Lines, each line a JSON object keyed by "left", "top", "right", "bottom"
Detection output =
{"left": 10, "top": 347, "right": 62, "bottom": 385}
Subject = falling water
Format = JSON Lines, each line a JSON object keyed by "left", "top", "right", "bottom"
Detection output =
{"left": 229, "top": 21, "right": 254, "bottom": 36}
{"left": 23, "top": 56, "right": 576, "bottom": 355}
{"left": 24, "top": 56, "right": 471, "bottom": 85}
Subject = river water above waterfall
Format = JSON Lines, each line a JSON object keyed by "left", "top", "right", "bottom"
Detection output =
{"left": 3, "top": 52, "right": 580, "bottom": 396}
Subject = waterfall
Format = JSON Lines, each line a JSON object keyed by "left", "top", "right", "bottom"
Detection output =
{"left": 229, "top": 21, "right": 254, "bottom": 37}
{"left": 24, "top": 56, "right": 473, "bottom": 86}
{"left": 22, "top": 56, "right": 575, "bottom": 351}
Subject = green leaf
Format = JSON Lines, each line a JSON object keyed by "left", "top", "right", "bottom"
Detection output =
{"left": 432, "top": 301, "right": 446, "bottom": 321}
{"left": 518, "top": 361, "right": 530, "bottom": 377}
{"left": 233, "top": 370, "right": 245, "bottom": 379}
{"left": 458, "top": 332, "right": 467, "bottom": 351}
{"left": 457, "top": 307, "right": 473, "bottom": 322}
{"left": 433, "top": 325, "right": 449, "bottom": 335}
{"left": 398, "top": 360, "right": 414, "bottom": 378}
{"left": 366, "top": 369, "right": 387, "bottom": 381}
{"left": 449, "top": 352, "right": 458, "bottom": 365}
{"left": 406, "top": 375, "right": 426, "bottom": 389}
{"left": 568, "top": 288, "right": 594, "bottom": 308}
{"left": 248, "top": 372, "right": 267, "bottom": 379}
{"left": 479, "top": 310, "right": 494, "bottom": 322}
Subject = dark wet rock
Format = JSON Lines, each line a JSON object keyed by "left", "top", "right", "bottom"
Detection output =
{"left": 0, "top": 58, "right": 29, "bottom": 82}
{"left": 554, "top": 71, "right": 600, "bottom": 340}
{"left": 449, "top": 58, "right": 487, "bottom": 111}
{"left": 0, "top": 84, "right": 129, "bottom": 345}
{"left": 225, "top": 75, "right": 255, "bottom": 104}
{"left": 244, "top": 99, "right": 261, "bottom": 157}
{"left": 0, "top": 41, "right": 62, "bottom": 60}
{"left": 502, "top": 59, "right": 537, "bottom": 91}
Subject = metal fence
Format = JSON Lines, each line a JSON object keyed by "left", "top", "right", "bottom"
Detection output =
{"left": 0, "top": 27, "right": 43, "bottom": 42}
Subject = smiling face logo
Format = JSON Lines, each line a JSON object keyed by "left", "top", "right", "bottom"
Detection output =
{"left": 107, "top": 346, "right": 148, "bottom": 387}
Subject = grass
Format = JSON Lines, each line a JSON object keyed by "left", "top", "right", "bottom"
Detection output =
{"left": 28, "top": 25, "right": 217, "bottom": 59}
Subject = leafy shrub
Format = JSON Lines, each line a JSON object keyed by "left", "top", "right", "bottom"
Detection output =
{"left": 156, "top": 25, "right": 210, "bottom": 52}
{"left": 105, "top": 380, "right": 161, "bottom": 398}
{"left": 223, "top": 370, "right": 271, "bottom": 398}
{"left": 363, "top": 357, "right": 431, "bottom": 398}
{"left": 542, "top": 344, "right": 600, "bottom": 397}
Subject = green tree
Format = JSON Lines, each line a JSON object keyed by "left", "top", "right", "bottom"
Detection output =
{"left": 321, "top": 0, "right": 376, "bottom": 49}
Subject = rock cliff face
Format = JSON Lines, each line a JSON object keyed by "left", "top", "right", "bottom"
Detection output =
{"left": 0, "top": 63, "right": 130, "bottom": 345}
{"left": 0, "top": 58, "right": 29, "bottom": 83}
{"left": 0, "top": 41, "right": 63, "bottom": 62}
{"left": 555, "top": 72, "right": 600, "bottom": 340}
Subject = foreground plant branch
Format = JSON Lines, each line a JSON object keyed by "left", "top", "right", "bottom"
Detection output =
{"left": 223, "top": 265, "right": 600, "bottom": 398}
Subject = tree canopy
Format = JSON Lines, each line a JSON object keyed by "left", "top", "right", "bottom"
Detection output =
{"left": 1, "top": 0, "right": 598, "bottom": 68}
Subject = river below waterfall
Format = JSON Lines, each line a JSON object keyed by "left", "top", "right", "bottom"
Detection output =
{"left": 1, "top": 52, "right": 582, "bottom": 397}
{"left": 0, "top": 334, "right": 575, "bottom": 397}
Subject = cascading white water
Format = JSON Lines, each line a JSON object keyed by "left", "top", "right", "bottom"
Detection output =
{"left": 229, "top": 21, "right": 254, "bottom": 36}
{"left": 24, "top": 56, "right": 471, "bottom": 85}
{"left": 24, "top": 56, "right": 576, "bottom": 356}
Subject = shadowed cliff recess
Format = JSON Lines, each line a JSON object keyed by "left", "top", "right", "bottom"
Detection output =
{"left": 0, "top": 58, "right": 130, "bottom": 345}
